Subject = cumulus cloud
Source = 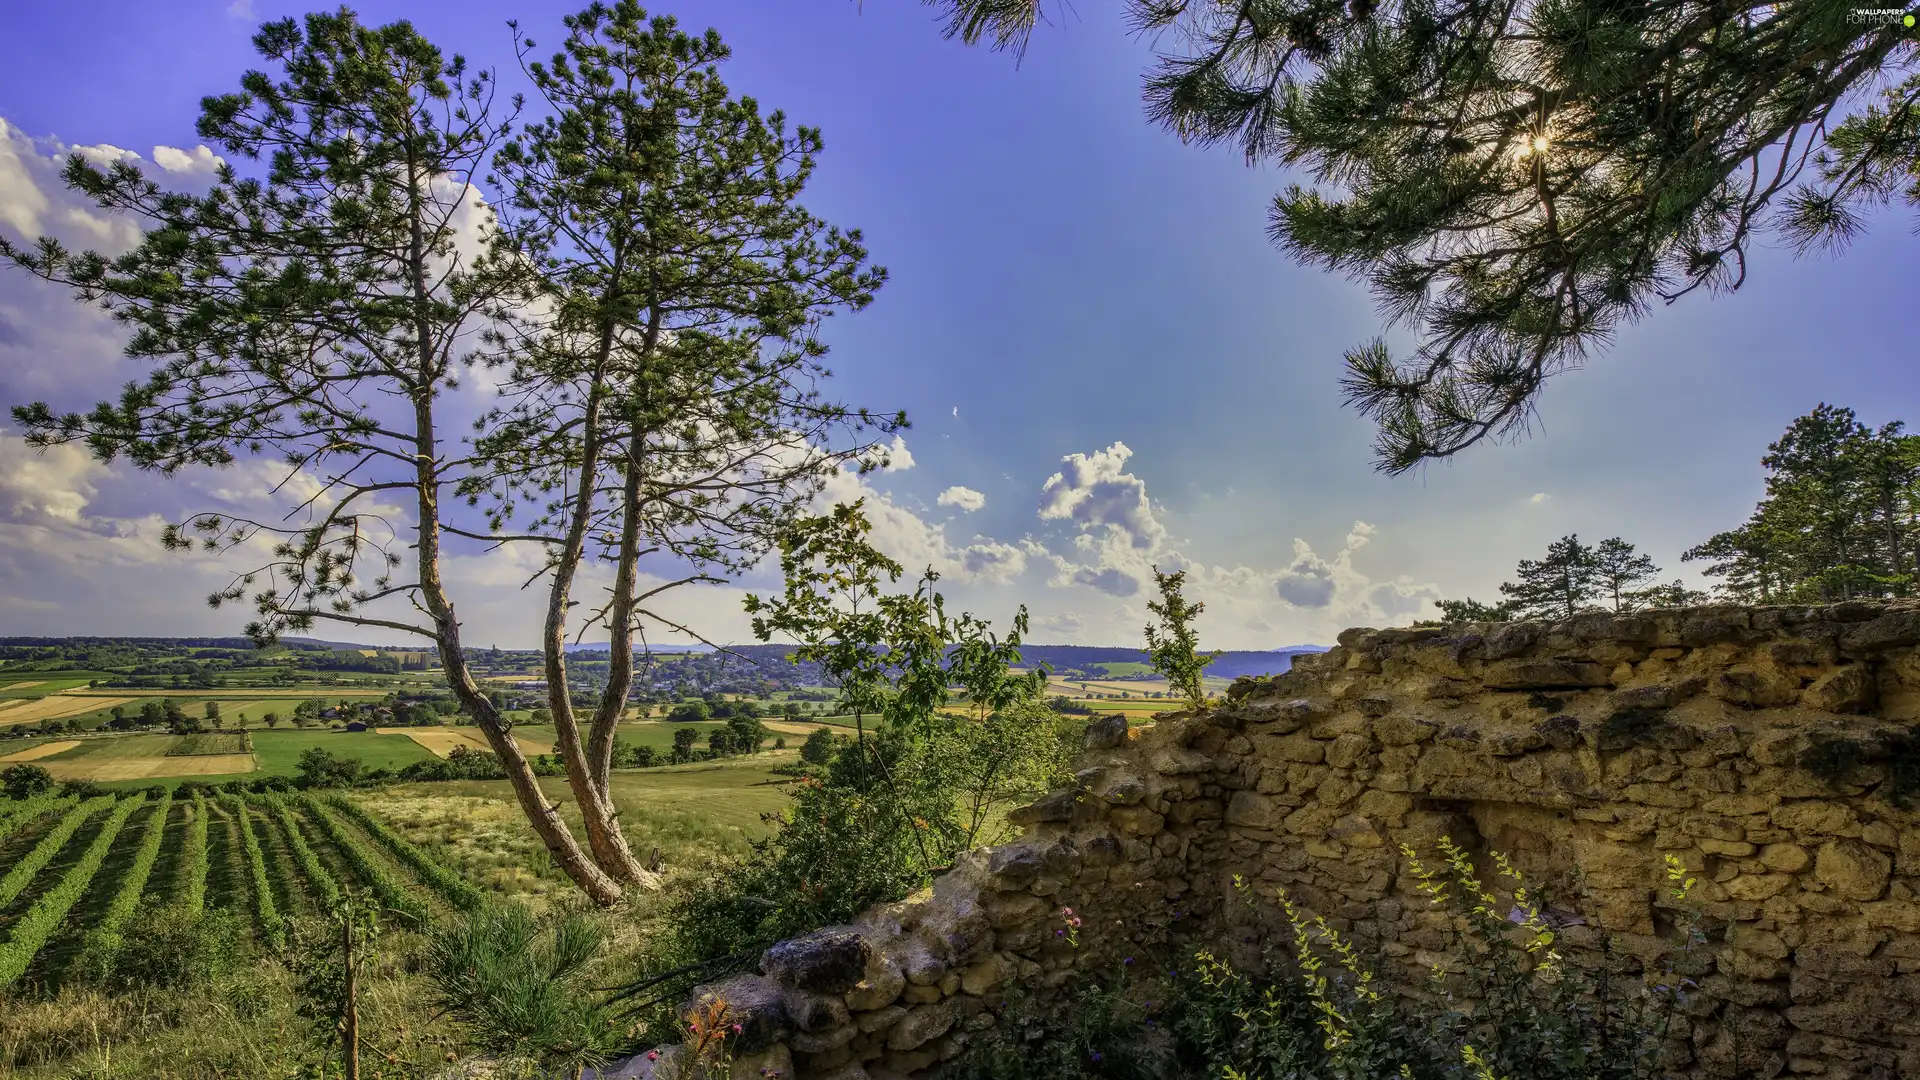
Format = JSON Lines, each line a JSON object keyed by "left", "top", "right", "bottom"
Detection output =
{"left": 1072, "top": 565, "right": 1140, "bottom": 597}
{"left": 0, "top": 434, "right": 105, "bottom": 524}
{"left": 812, "top": 462, "right": 1025, "bottom": 586}
{"left": 1036, "top": 611, "right": 1086, "bottom": 636}
{"left": 152, "top": 144, "right": 225, "bottom": 175}
{"left": 1274, "top": 539, "right": 1337, "bottom": 608}
{"left": 1037, "top": 441, "right": 1164, "bottom": 550}
{"left": 937, "top": 485, "right": 985, "bottom": 512}
{"left": 1528, "top": 492, "right": 1549, "bottom": 505}
{"left": 960, "top": 540, "right": 1026, "bottom": 583}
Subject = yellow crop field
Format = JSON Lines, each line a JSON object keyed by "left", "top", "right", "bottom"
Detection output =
{"left": 762, "top": 720, "right": 834, "bottom": 737}
{"left": 38, "top": 753, "right": 257, "bottom": 780}
{"left": 0, "top": 695, "right": 138, "bottom": 726}
{"left": 0, "top": 680, "right": 46, "bottom": 691}
{"left": 378, "top": 728, "right": 553, "bottom": 758}
{"left": 0, "top": 739, "right": 81, "bottom": 762}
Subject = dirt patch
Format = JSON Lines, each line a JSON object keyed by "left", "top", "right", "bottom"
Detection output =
{"left": 378, "top": 728, "right": 553, "bottom": 759}
{"left": 0, "top": 680, "right": 46, "bottom": 690}
{"left": 0, "top": 695, "right": 136, "bottom": 726}
{"left": 0, "top": 739, "right": 81, "bottom": 762}
{"left": 39, "top": 753, "right": 258, "bottom": 780}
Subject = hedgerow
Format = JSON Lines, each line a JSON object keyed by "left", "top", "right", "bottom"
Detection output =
{"left": 222, "top": 793, "right": 281, "bottom": 948}
{"left": 322, "top": 794, "right": 485, "bottom": 912}
{"left": 0, "top": 794, "right": 142, "bottom": 987}
{"left": 258, "top": 794, "right": 341, "bottom": 911}
{"left": 0, "top": 794, "right": 116, "bottom": 908}
{"left": 179, "top": 791, "right": 210, "bottom": 911}
{"left": 299, "top": 795, "right": 428, "bottom": 925}
{"left": 77, "top": 790, "right": 174, "bottom": 975}
{"left": 0, "top": 792, "right": 77, "bottom": 846}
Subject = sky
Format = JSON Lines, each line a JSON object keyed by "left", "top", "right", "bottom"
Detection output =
{"left": 0, "top": 1, "right": 1916, "bottom": 651}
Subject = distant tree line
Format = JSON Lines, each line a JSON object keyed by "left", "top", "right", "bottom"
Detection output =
{"left": 1430, "top": 405, "right": 1920, "bottom": 624}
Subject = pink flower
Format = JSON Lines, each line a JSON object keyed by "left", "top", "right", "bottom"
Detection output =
{"left": 647, "top": 1050, "right": 660, "bottom": 1062}
{"left": 731, "top": 1023, "right": 743, "bottom": 1034}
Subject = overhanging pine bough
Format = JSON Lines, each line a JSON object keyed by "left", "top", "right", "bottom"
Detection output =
{"left": 924, "top": 0, "right": 1920, "bottom": 472}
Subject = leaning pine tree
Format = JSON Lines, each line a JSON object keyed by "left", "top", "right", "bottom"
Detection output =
{"left": 468, "top": 2, "right": 899, "bottom": 889}
{"left": 0, "top": 12, "right": 622, "bottom": 903}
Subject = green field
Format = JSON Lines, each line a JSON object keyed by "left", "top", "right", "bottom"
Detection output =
{"left": 248, "top": 729, "right": 436, "bottom": 776}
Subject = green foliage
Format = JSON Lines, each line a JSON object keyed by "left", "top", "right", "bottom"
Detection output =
{"left": 0, "top": 792, "right": 76, "bottom": 847}
{"left": 179, "top": 791, "right": 211, "bottom": 912}
{"left": 1144, "top": 567, "right": 1217, "bottom": 709}
{"left": 294, "top": 745, "right": 366, "bottom": 789}
{"left": 299, "top": 795, "right": 430, "bottom": 926}
{"left": 670, "top": 506, "right": 1062, "bottom": 969}
{"left": 223, "top": 793, "right": 283, "bottom": 947}
{"left": 77, "top": 791, "right": 174, "bottom": 980}
{"left": 259, "top": 794, "right": 342, "bottom": 911}
{"left": 282, "top": 889, "right": 385, "bottom": 1080}
{"left": 322, "top": 794, "right": 487, "bottom": 912}
{"left": 423, "top": 903, "right": 630, "bottom": 1074}
{"left": 1686, "top": 405, "right": 1920, "bottom": 602}
{"left": 798, "top": 725, "right": 842, "bottom": 765}
{"left": 94, "top": 902, "right": 245, "bottom": 992}
{"left": 0, "top": 794, "right": 141, "bottom": 987}
{"left": 0, "top": 794, "right": 116, "bottom": 909}
{"left": 1, "top": 763, "right": 55, "bottom": 800}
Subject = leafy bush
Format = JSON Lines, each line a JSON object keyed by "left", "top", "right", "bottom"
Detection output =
{"left": 295, "top": 746, "right": 365, "bottom": 788}
{"left": 0, "top": 795, "right": 142, "bottom": 987}
{"left": 89, "top": 902, "right": 245, "bottom": 992}
{"left": 1, "top": 763, "right": 54, "bottom": 800}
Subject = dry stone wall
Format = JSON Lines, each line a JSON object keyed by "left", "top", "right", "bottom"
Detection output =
{"left": 675, "top": 602, "right": 1920, "bottom": 1080}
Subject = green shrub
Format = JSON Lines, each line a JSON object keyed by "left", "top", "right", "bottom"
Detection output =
{"left": 1, "top": 762, "right": 54, "bottom": 800}
{"left": 179, "top": 791, "right": 211, "bottom": 911}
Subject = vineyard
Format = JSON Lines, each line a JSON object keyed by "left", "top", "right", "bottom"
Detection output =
{"left": 0, "top": 787, "right": 483, "bottom": 995}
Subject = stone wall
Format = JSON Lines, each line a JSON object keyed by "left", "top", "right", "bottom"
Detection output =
{"left": 674, "top": 602, "right": 1920, "bottom": 1080}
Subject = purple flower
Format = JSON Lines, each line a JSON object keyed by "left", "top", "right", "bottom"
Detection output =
{"left": 1123, "top": 956, "right": 1134, "bottom": 965}
{"left": 1090, "top": 1052, "right": 1103, "bottom": 1063}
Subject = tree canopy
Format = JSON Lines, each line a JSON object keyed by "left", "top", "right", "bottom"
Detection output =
{"left": 926, "top": 0, "right": 1920, "bottom": 471}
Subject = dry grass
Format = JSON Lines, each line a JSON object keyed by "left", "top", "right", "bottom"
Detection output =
{"left": 377, "top": 727, "right": 553, "bottom": 758}
{"left": 0, "top": 680, "right": 46, "bottom": 691}
{"left": 0, "top": 695, "right": 137, "bottom": 726}
{"left": 762, "top": 720, "right": 835, "bottom": 737}
{"left": 38, "top": 753, "right": 257, "bottom": 780}
{"left": 0, "top": 739, "right": 81, "bottom": 762}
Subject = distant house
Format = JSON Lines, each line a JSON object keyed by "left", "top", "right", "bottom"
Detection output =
{"left": 513, "top": 680, "right": 549, "bottom": 690}
{"left": 344, "top": 720, "right": 368, "bottom": 732}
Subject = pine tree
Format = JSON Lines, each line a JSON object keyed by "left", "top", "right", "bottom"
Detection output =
{"left": 1592, "top": 538, "right": 1660, "bottom": 613}
{"left": 1498, "top": 535, "right": 1600, "bottom": 620}
{"left": 925, "top": 1, "right": 1919, "bottom": 472}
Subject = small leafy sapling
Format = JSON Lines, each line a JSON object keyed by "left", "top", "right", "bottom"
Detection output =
{"left": 1145, "top": 567, "right": 1217, "bottom": 711}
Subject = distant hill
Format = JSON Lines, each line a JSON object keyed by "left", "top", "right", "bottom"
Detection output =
{"left": 1013, "top": 644, "right": 1328, "bottom": 680}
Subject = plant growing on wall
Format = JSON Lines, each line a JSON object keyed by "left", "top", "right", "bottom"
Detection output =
{"left": 1145, "top": 566, "right": 1217, "bottom": 710}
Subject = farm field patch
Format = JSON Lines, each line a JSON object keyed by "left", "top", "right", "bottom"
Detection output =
{"left": 0, "top": 696, "right": 138, "bottom": 726}
{"left": 376, "top": 727, "right": 554, "bottom": 758}
{"left": 39, "top": 754, "right": 259, "bottom": 781}
{"left": 0, "top": 740, "right": 80, "bottom": 762}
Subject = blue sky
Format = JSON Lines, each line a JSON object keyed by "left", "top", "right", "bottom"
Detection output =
{"left": 1, "top": 1, "right": 1915, "bottom": 649}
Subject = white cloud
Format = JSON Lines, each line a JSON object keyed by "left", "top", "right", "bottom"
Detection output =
{"left": 959, "top": 540, "right": 1026, "bottom": 583}
{"left": 70, "top": 143, "right": 140, "bottom": 167}
{"left": 1036, "top": 611, "right": 1086, "bottom": 637}
{"left": 227, "top": 0, "right": 257, "bottom": 19}
{"left": 0, "top": 434, "right": 105, "bottom": 524}
{"left": 152, "top": 144, "right": 225, "bottom": 175}
{"left": 1274, "top": 538, "right": 1336, "bottom": 608}
{"left": 1072, "top": 565, "right": 1140, "bottom": 597}
{"left": 878, "top": 435, "right": 914, "bottom": 472}
{"left": 1037, "top": 440, "right": 1164, "bottom": 551}
{"left": 937, "top": 485, "right": 985, "bottom": 512}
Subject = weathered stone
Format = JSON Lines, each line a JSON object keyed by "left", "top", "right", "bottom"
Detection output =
{"left": 1839, "top": 609, "right": 1920, "bottom": 653}
{"left": 1224, "top": 791, "right": 1279, "bottom": 829}
{"left": 1108, "top": 806, "right": 1165, "bottom": 836}
{"left": 1801, "top": 665, "right": 1878, "bottom": 714}
{"left": 1147, "top": 747, "right": 1211, "bottom": 775}
{"left": 1535, "top": 714, "right": 1581, "bottom": 750}
{"left": 785, "top": 992, "right": 853, "bottom": 1034}
{"left": 1006, "top": 787, "right": 1080, "bottom": 826}
{"left": 958, "top": 953, "right": 1012, "bottom": 996}
{"left": 1374, "top": 715, "right": 1439, "bottom": 746}
{"left": 1758, "top": 843, "right": 1811, "bottom": 873}
{"left": 844, "top": 957, "right": 905, "bottom": 1012}
{"left": 684, "top": 975, "right": 789, "bottom": 1054}
{"left": 1483, "top": 659, "right": 1613, "bottom": 690}
{"left": 1271, "top": 734, "right": 1326, "bottom": 763}
{"left": 885, "top": 1003, "right": 955, "bottom": 1051}
{"left": 762, "top": 928, "right": 872, "bottom": 995}
{"left": 1082, "top": 713, "right": 1130, "bottom": 749}
{"left": 1814, "top": 838, "right": 1891, "bottom": 901}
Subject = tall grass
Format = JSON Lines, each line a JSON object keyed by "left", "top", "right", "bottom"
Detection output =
{"left": 298, "top": 795, "right": 428, "bottom": 925}
{"left": 322, "top": 794, "right": 485, "bottom": 912}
